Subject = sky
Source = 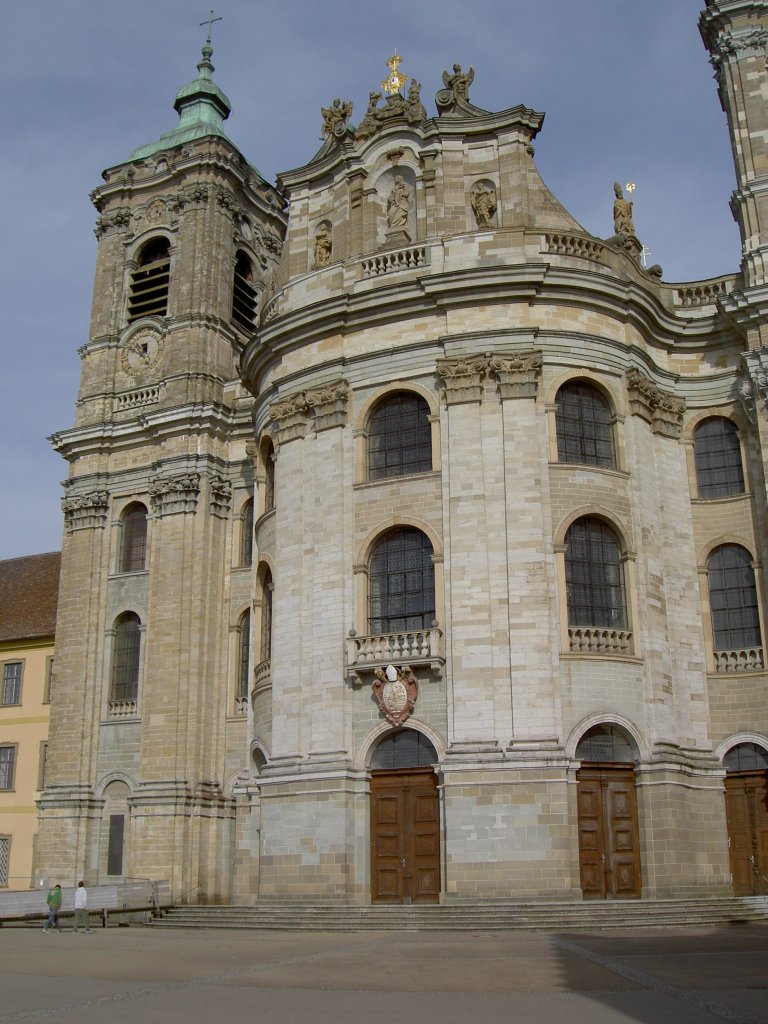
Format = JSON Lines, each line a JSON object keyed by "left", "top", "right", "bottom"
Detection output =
{"left": 0, "top": 0, "right": 741, "bottom": 560}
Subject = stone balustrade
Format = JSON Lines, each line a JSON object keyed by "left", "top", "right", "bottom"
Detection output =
{"left": 360, "top": 246, "right": 427, "bottom": 278}
{"left": 568, "top": 627, "right": 633, "bottom": 655}
{"left": 107, "top": 698, "right": 137, "bottom": 718}
{"left": 713, "top": 647, "right": 765, "bottom": 673}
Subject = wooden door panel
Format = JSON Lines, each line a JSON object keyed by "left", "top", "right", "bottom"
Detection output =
{"left": 725, "top": 772, "right": 768, "bottom": 896}
{"left": 577, "top": 767, "right": 640, "bottom": 900}
{"left": 371, "top": 769, "right": 440, "bottom": 904}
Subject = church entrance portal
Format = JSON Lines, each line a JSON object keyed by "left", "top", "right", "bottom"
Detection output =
{"left": 369, "top": 729, "right": 440, "bottom": 903}
{"left": 723, "top": 743, "right": 768, "bottom": 896}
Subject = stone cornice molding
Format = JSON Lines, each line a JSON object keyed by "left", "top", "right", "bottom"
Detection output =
{"left": 149, "top": 471, "right": 201, "bottom": 516}
{"left": 706, "top": 26, "right": 768, "bottom": 73}
{"left": 61, "top": 490, "right": 110, "bottom": 532}
{"left": 269, "top": 379, "right": 350, "bottom": 442}
{"left": 94, "top": 207, "right": 132, "bottom": 239}
{"left": 626, "top": 369, "right": 686, "bottom": 438}
{"left": 437, "top": 351, "right": 542, "bottom": 404}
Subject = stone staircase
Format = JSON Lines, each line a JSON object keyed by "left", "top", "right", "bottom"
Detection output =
{"left": 152, "top": 896, "right": 768, "bottom": 932}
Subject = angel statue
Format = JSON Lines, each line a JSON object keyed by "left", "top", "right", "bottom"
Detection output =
{"left": 321, "top": 98, "right": 353, "bottom": 139}
{"left": 442, "top": 63, "right": 474, "bottom": 102}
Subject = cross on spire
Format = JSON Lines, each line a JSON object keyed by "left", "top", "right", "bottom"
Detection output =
{"left": 200, "top": 10, "right": 223, "bottom": 44}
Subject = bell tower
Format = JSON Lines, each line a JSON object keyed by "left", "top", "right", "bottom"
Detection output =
{"left": 37, "top": 36, "right": 285, "bottom": 898}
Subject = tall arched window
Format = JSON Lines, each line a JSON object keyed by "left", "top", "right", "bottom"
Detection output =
{"left": 369, "top": 528, "right": 435, "bottom": 635}
{"left": 368, "top": 392, "right": 432, "bottom": 481}
{"left": 237, "top": 609, "right": 250, "bottom": 701}
{"left": 708, "top": 544, "right": 761, "bottom": 651}
{"left": 240, "top": 499, "right": 254, "bottom": 566}
{"left": 694, "top": 417, "right": 745, "bottom": 499}
{"left": 119, "top": 503, "right": 148, "bottom": 573}
{"left": 128, "top": 238, "right": 170, "bottom": 322}
{"left": 258, "top": 567, "right": 273, "bottom": 666}
{"left": 110, "top": 612, "right": 141, "bottom": 709}
{"left": 555, "top": 381, "right": 615, "bottom": 468}
{"left": 565, "top": 518, "right": 626, "bottom": 629}
{"left": 263, "top": 440, "right": 275, "bottom": 513}
{"left": 232, "top": 251, "right": 257, "bottom": 333}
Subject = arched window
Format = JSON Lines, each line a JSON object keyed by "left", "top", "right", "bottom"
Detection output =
{"left": 576, "top": 725, "right": 636, "bottom": 763}
{"left": 232, "top": 251, "right": 257, "bottom": 333}
{"left": 708, "top": 545, "right": 761, "bottom": 651}
{"left": 565, "top": 518, "right": 626, "bottom": 629}
{"left": 110, "top": 612, "right": 141, "bottom": 709}
{"left": 369, "top": 528, "right": 435, "bottom": 635}
{"left": 128, "top": 238, "right": 170, "bottom": 322}
{"left": 555, "top": 381, "right": 615, "bottom": 468}
{"left": 237, "top": 609, "right": 250, "bottom": 700}
{"left": 263, "top": 440, "right": 275, "bottom": 513}
{"left": 240, "top": 499, "right": 254, "bottom": 567}
{"left": 119, "top": 503, "right": 148, "bottom": 573}
{"left": 258, "top": 567, "right": 273, "bottom": 666}
{"left": 723, "top": 743, "right": 768, "bottom": 771}
{"left": 694, "top": 417, "right": 745, "bottom": 499}
{"left": 370, "top": 729, "right": 438, "bottom": 769}
{"left": 368, "top": 392, "right": 431, "bottom": 481}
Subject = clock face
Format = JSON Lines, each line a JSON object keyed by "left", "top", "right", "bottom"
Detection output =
{"left": 121, "top": 329, "right": 162, "bottom": 376}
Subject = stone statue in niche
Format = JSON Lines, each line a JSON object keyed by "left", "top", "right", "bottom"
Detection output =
{"left": 442, "top": 63, "right": 474, "bottom": 102}
{"left": 386, "top": 176, "right": 411, "bottom": 229}
{"left": 471, "top": 181, "right": 497, "bottom": 229}
{"left": 612, "top": 181, "right": 635, "bottom": 236}
{"left": 313, "top": 223, "right": 332, "bottom": 268}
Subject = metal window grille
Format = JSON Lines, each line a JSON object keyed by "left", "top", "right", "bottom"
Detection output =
{"left": 232, "top": 252, "right": 257, "bottom": 333}
{"left": 555, "top": 382, "right": 615, "bottom": 468}
{"left": 0, "top": 836, "right": 9, "bottom": 886}
{"left": 708, "top": 544, "right": 761, "bottom": 650}
{"left": 237, "top": 611, "right": 250, "bottom": 699}
{"left": 260, "top": 572, "right": 273, "bottom": 663}
{"left": 565, "top": 518, "right": 626, "bottom": 628}
{"left": 368, "top": 393, "right": 431, "bottom": 481}
{"left": 370, "top": 730, "right": 438, "bottom": 769}
{"left": 120, "top": 504, "right": 148, "bottom": 572}
{"left": 694, "top": 417, "right": 745, "bottom": 499}
{"left": 369, "top": 528, "right": 435, "bottom": 634}
{"left": 241, "top": 500, "right": 254, "bottom": 566}
{"left": 2, "top": 663, "right": 21, "bottom": 705}
{"left": 264, "top": 442, "right": 275, "bottom": 512}
{"left": 0, "top": 747, "right": 15, "bottom": 790}
{"left": 723, "top": 742, "right": 768, "bottom": 771}
{"left": 111, "top": 614, "right": 141, "bottom": 702}
{"left": 575, "top": 725, "right": 635, "bottom": 762}
{"left": 128, "top": 239, "right": 170, "bottom": 322}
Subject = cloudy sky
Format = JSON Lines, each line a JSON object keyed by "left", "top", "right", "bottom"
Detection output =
{"left": 0, "top": 0, "right": 740, "bottom": 560}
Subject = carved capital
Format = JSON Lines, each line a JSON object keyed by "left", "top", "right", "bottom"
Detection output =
{"left": 709, "top": 28, "right": 768, "bottom": 73}
{"left": 436, "top": 355, "right": 489, "bottom": 404}
{"left": 270, "top": 379, "right": 350, "bottom": 441}
{"left": 94, "top": 208, "right": 131, "bottom": 239}
{"left": 626, "top": 369, "right": 685, "bottom": 438}
{"left": 740, "top": 349, "right": 768, "bottom": 422}
{"left": 209, "top": 475, "right": 232, "bottom": 518}
{"left": 61, "top": 490, "right": 110, "bottom": 532}
{"left": 149, "top": 472, "right": 200, "bottom": 517}
{"left": 488, "top": 351, "right": 542, "bottom": 400}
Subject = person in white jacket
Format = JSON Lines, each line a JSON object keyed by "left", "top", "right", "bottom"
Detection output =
{"left": 73, "top": 881, "right": 92, "bottom": 933}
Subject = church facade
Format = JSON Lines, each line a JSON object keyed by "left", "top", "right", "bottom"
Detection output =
{"left": 37, "top": 1, "right": 768, "bottom": 904}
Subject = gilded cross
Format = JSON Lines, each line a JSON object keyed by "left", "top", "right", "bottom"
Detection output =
{"left": 381, "top": 53, "right": 408, "bottom": 95}
{"left": 200, "top": 10, "right": 223, "bottom": 43}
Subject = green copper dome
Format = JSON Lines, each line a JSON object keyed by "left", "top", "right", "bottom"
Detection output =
{"left": 129, "top": 42, "right": 235, "bottom": 160}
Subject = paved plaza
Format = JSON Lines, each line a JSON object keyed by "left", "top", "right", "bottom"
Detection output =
{"left": 0, "top": 922, "right": 767, "bottom": 1023}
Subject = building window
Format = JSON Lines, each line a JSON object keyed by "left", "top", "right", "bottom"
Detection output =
{"left": 369, "top": 528, "right": 435, "bottom": 635}
{"left": 237, "top": 610, "right": 250, "bottom": 700}
{"left": 368, "top": 392, "right": 432, "bottom": 481}
{"left": 240, "top": 499, "right": 254, "bottom": 567}
{"left": 694, "top": 417, "right": 745, "bottom": 499}
{"left": 708, "top": 545, "right": 761, "bottom": 651}
{"left": 43, "top": 657, "right": 54, "bottom": 704}
{"left": 107, "top": 814, "right": 125, "bottom": 876}
{"left": 1, "top": 662, "right": 22, "bottom": 705}
{"left": 0, "top": 836, "right": 9, "bottom": 887}
{"left": 555, "top": 381, "right": 615, "bottom": 468}
{"left": 0, "top": 746, "right": 16, "bottom": 790}
{"left": 232, "top": 251, "right": 258, "bottom": 333}
{"left": 110, "top": 613, "right": 141, "bottom": 708}
{"left": 127, "top": 237, "right": 170, "bottom": 322}
{"left": 259, "top": 568, "right": 273, "bottom": 665}
{"left": 263, "top": 440, "right": 275, "bottom": 513}
{"left": 724, "top": 743, "right": 768, "bottom": 771}
{"left": 565, "top": 517, "right": 626, "bottom": 629}
{"left": 38, "top": 742, "right": 48, "bottom": 791}
{"left": 119, "top": 503, "right": 148, "bottom": 573}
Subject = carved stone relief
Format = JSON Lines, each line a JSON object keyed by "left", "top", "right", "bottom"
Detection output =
{"left": 437, "top": 352, "right": 543, "bottom": 404}
{"left": 149, "top": 472, "right": 201, "bottom": 517}
{"left": 61, "top": 490, "right": 110, "bottom": 532}
{"left": 470, "top": 180, "right": 497, "bottom": 229}
{"left": 270, "top": 380, "right": 350, "bottom": 442}
{"left": 373, "top": 664, "right": 418, "bottom": 727}
{"left": 625, "top": 369, "right": 686, "bottom": 438}
{"left": 209, "top": 475, "right": 233, "bottom": 518}
{"left": 313, "top": 221, "right": 333, "bottom": 268}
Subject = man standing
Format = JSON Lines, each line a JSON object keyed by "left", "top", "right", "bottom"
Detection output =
{"left": 42, "top": 883, "right": 62, "bottom": 933}
{"left": 73, "top": 881, "right": 92, "bottom": 933}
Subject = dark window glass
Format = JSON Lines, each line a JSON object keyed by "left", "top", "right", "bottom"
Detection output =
{"left": 237, "top": 610, "right": 250, "bottom": 699}
{"left": 2, "top": 663, "right": 21, "bottom": 705}
{"left": 128, "top": 238, "right": 170, "bottom": 322}
{"left": 0, "top": 747, "right": 16, "bottom": 790}
{"left": 369, "top": 529, "right": 435, "bottom": 634}
{"left": 107, "top": 814, "right": 125, "bottom": 876}
{"left": 260, "top": 569, "right": 273, "bottom": 664}
{"left": 555, "top": 382, "right": 615, "bottom": 468}
{"left": 111, "top": 613, "right": 141, "bottom": 702}
{"left": 370, "top": 729, "right": 438, "bottom": 769}
{"left": 232, "top": 251, "right": 257, "bottom": 333}
{"left": 241, "top": 499, "right": 254, "bottom": 566}
{"left": 120, "top": 504, "right": 147, "bottom": 573}
{"left": 368, "top": 393, "right": 431, "bottom": 481}
{"left": 576, "top": 725, "right": 635, "bottom": 762}
{"left": 724, "top": 742, "right": 768, "bottom": 771}
{"left": 708, "top": 545, "right": 761, "bottom": 650}
{"left": 264, "top": 442, "right": 275, "bottom": 513}
{"left": 694, "top": 417, "right": 745, "bottom": 499}
{"left": 565, "top": 518, "right": 626, "bottom": 628}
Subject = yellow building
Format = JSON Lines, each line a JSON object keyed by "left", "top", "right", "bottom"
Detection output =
{"left": 0, "top": 553, "right": 59, "bottom": 890}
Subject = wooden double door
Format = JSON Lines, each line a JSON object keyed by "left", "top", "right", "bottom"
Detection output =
{"left": 724, "top": 771, "right": 768, "bottom": 895}
{"left": 577, "top": 765, "right": 641, "bottom": 899}
{"left": 370, "top": 768, "right": 440, "bottom": 903}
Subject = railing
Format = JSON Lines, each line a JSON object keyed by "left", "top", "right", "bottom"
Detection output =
{"left": 568, "top": 627, "right": 633, "bottom": 655}
{"left": 360, "top": 246, "right": 427, "bottom": 278}
{"left": 543, "top": 233, "right": 606, "bottom": 263}
{"left": 115, "top": 384, "right": 164, "bottom": 411}
{"left": 107, "top": 698, "right": 138, "bottom": 718}
{"left": 713, "top": 647, "right": 765, "bottom": 673}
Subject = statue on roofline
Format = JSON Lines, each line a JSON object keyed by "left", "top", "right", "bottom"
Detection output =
{"left": 442, "top": 63, "right": 474, "bottom": 103}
